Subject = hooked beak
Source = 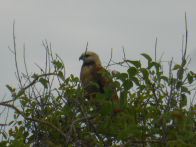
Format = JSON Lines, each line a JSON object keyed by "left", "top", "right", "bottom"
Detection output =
{"left": 79, "top": 55, "right": 84, "bottom": 61}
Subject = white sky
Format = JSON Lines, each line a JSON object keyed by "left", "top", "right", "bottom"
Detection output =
{"left": 0, "top": 0, "right": 196, "bottom": 101}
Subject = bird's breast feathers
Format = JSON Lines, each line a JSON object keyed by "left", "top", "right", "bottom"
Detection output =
{"left": 80, "top": 64, "right": 107, "bottom": 93}
{"left": 80, "top": 65, "right": 95, "bottom": 85}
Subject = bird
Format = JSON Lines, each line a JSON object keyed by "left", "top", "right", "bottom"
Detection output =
{"left": 79, "top": 51, "right": 118, "bottom": 100}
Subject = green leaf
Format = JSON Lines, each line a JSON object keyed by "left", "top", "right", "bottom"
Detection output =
{"left": 6, "top": 85, "right": 15, "bottom": 93}
{"left": 176, "top": 81, "right": 182, "bottom": 90}
{"left": 148, "top": 62, "right": 153, "bottom": 69}
{"left": 20, "top": 99, "right": 28, "bottom": 106}
{"left": 127, "top": 67, "right": 138, "bottom": 77}
{"left": 140, "top": 68, "right": 149, "bottom": 80}
{"left": 160, "top": 76, "right": 168, "bottom": 83}
{"left": 2, "top": 131, "right": 7, "bottom": 139}
{"left": 141, "top": 53, "right": 152, "bottom": 62}
{"left": 15, "top": 89, "right": 25, "bottom": 98}
{"left": 120, "top": 90, "right": 127, "bottom": 106}
{"left": 70, "top": 74, "right": 79, "bottom": 82}
{"left": 31, "top": 73, "right": 38, "bottom": 79}
{"left": 17, "top": 121, "right": 23, "bottom": 125}
{"left": 130, "top": 77, "right": 140, "bottom": 85}
{"left": 180, "top": 94, "right": 187, "bottom": 107}
{"left": 100, "top": 102, "right": 112, "bottom": 115}
{"left": 151, "top": 61, "right": 161, "bottom": 71}
{"left": 39, "top": 78, "right": 49, "bottom": 88}
{"left": 9, "top": 121, "right": 14, "bottom": 125}
{"left": 58, "top": 71, "right": 64, "bottom": 80}
{"left": 173, "top": 64, "right": 181, "bottom": 70}
{"left": 123, "top": 80, "right": 133, "bottom": 91}
{"left": 68, "top": 144, "right": 74, "bottom": 147}
{"left": 115, "top": 73, "right": 128, "bottom": 81}
{"left": 181, "top": 86, "right": 190, "bottom": 94}
{"left": 126, "top": 60, "right": 141, "bottom": 68}
{"left": 89, "top": 81, "right": 100, "bottom": 89}
{"left": 0, "top": 141, "right": 7, "bottom": 146}
{"left": 113, "top": 81, "right": 121, "bottom": 89}
{"left": 52, "top": 60, "right": 64, "bottom": 70}
{"left": 187, "top": 73, "right": 194, "bottom": 84}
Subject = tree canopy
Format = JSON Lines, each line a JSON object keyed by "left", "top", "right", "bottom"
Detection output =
{"left": 0, "top": 20, "right": 196, "bottom": 146}
{"left": 0, "top": 41, "right": 196, "bottom": 147}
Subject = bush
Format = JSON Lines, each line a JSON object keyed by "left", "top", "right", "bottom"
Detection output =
{"left": 0, "top": 43, "right": 196, "bottom": 146}
{"left": 0, "top": 21, "right": 196, "bottom": 146}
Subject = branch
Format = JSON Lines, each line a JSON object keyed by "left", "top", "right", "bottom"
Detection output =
{"left": 117, "top": 139, "right": 163, "bottom": 147}
{"left": 78, "top": 103, "right": 105, "bottom": 145}
{"left": 84, "top": 42, "right": 88, "bottom": 55}
{"left": 65, "top": 116, "right": 93, "bottom": 144}
{"left": 155, "top": 37, "right": 158, "bottom": 62}
{"left": 184, "top": 12, "right": 188, "bottom": 57}
{"left": 22, "top": 73, "right": 57, "bottom": 91}
{"left": 12, "top": 21, "right": 22, "bottom": 88}
{"left": 106, "top": 48, "right": 113, "bottom": 69}
{"left": 0, "top": 102, "right": 67, "bottom": 138}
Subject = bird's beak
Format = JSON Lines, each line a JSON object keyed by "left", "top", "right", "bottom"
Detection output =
{"left": 79, "top": 55, "right": 84, "bottom": 61}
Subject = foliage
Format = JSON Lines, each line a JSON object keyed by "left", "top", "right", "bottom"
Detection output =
{"left": 1, "top": 18, "right": 196, "bottom": 146}
{"left": 0, "top": 43, "right": 196, "bottom": 147}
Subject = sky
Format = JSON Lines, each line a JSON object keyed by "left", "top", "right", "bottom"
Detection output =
{"left": 0, "top": 0, "right": 196, "bottom": 121}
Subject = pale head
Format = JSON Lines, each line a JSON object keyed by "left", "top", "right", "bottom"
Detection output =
{"left": 79, "top": 51, "right": 102, "bottom": 66}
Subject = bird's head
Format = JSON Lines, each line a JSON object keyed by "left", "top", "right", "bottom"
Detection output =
{"left": 79, "top": 51, "right": 102, "bottom": 66}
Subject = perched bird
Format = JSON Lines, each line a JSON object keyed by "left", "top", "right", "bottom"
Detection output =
{"left": 79, "top": 51, "right": 118, "bottom": 100}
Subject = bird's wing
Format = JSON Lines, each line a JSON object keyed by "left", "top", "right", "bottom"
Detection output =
{"left": 93, "top": 66, "right": 109, "bottom": 93}
{"left": 93, "top": 65, "right": 118, "bottom": 101}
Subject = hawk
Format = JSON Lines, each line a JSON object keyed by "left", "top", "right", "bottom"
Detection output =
{"left": 79, "top": 51, "right": 118, "bottom": 100}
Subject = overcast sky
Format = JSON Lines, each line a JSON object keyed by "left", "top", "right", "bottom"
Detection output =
{"left": 0, "top": 0, "right": 196, "bottom": 99}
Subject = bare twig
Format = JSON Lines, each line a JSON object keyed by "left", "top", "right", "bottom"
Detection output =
{"left": 84, "top": 42, "right": 88, "bottom": 55}
{"left": 155, "top": 37, "right": 158, "bottom": 62}
{"left": 56, "top": 54, "right": 66, "bottom": 79}
{"left": 23, "top": 45, "right": 30, "bottom": 81}
{"left": 108, "top": 60, "right": 129, "bottom": 68}
{"left": 117, "top": 139, "right": 164, "bottom": 147}
{"left": 79, "top": 103, "right": 105, "bottom": 145}
{"left": 184, "top": 12, "right": 188, "bottom": 57}
{"left": 167, "top": 58, "right": 174, "bottom": 112}
{"left": 22, "top": 73, "right": 57, "bottom": 91}
{"left": 122, "top": 47, "right": 131, "bottom": 68}
{"left": 12, "top": 21, "right": 22, "bottom": 88}
{"left": 65, "top": 116, "right": 93, "bottom": 144}
{"left": 0, "top": 102, "right": 67, "bottom": 138}
{"left": 106, "top": 48, "right": 113, "bottom": 69}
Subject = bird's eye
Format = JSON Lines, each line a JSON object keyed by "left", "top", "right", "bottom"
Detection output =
{"left": 85, "top": 55, "right": 90, "bottom": 58}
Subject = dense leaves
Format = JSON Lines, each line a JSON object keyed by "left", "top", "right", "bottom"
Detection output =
{"left": 1, "top": 53, "right": 196, "bottom": 147}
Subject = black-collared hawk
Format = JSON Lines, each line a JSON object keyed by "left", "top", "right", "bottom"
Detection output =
{"left": 79, "top": 51, "right": 118, "bottom": 101}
